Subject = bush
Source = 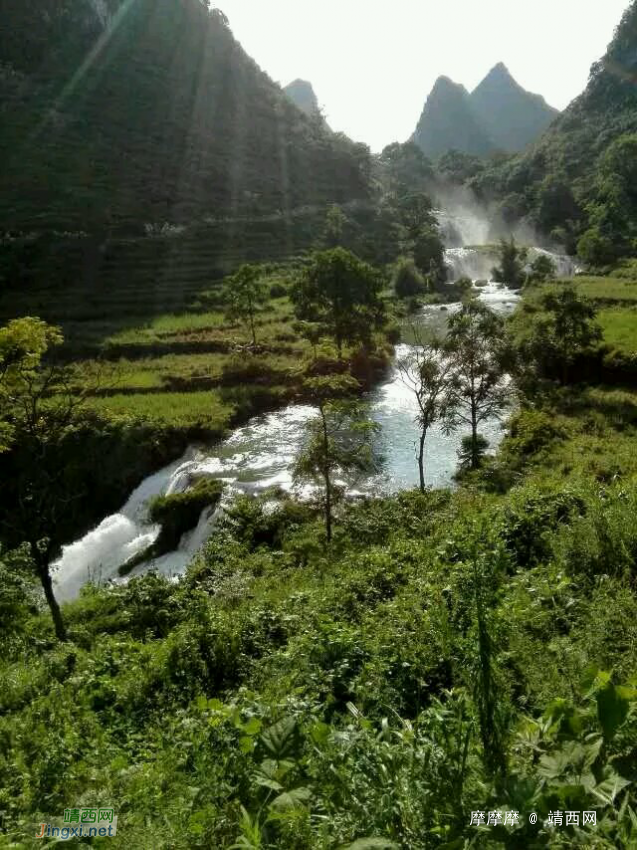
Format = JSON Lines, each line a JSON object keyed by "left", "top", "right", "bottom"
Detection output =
{"left": 149, "top": 479, "right": 224, "bottom": 550}
{"left": 269, "top": 281, "right": 287, "bottom": 299}
{"left": 503, "top": 408, "right": 567, "bottom": 460}
{"left": 392, "top": 258, "right": 426, "bottom": 298}
{"left": 577, "top": 227, "right": 617, "bottom": 268}
{"left": 119, "top": 478, "right": 223, "bottom": 575}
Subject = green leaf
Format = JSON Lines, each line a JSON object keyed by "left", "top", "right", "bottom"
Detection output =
{"left": 269, "top": 787, "right": 312, "bottom": 811}
{"left": 260, "top": 717, "right": 301, "bottom": 759}
{"left": 596, "top": 681, "right": 629, "bottom": 740}
{"left": 239, "top": 736, "right": 255, "bottom": 754}
{"left": 340, "top": 840, "right": 399, "bottom": 850}
{"left": 241, "top": 717, "right": 263, "bottom": 736}
{"left": 593, "top": 773, "right": 631, "bottom": 805}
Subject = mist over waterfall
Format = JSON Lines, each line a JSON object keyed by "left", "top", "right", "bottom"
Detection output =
{"left": 435, "top": 184, "right": 578, "bottom": 282}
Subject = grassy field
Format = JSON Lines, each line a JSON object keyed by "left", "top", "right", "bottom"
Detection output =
{"left": 1, "top": 265, "right": 392, "bottom": 432}
{"left": 85, "top": 390, "right": 236, "bottom": 431}
{"left": 534, "top": 264, "right": 637, "bottom": 360}
{"left": 598, "top": 307, "right": 637, "bottom": 354}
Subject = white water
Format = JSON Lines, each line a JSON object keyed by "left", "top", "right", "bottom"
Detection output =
{"left": 445, "top": 246, "right": 578, "bottom": 283}
{"left": 52, "top": 219, "right": 576, "bottom": 601}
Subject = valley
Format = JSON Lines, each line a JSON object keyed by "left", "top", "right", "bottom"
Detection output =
{"left": 1, "top": 1, "right": 637, "bottom": 848}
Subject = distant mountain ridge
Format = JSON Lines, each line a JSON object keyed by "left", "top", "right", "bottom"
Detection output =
{"left": 284, "top": 79, "right": 322, "bottom": 118}
{"left": 412, "top": 64, "right": 559, "bottom": 158}
{"left": 412, "top": 76, "right": 495, "bottom": 158}
{"left": 466, "top": 0, "right": 637, "bottom": 254}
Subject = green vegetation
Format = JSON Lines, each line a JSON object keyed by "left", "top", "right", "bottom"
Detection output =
{"left": 120, "top": 478, "right": 224, "bottom": 576}
{"left": 392, "top": 258, "right": 427, "bottom": 299}
{"left": 223, "top": 265, "right": 269, "bottom": 348}
{"left": 294, "top": 376, "right": 380, "bottom": 543}
{"left": 491, "top": 238, "right": 528, "bottom": 289}
{"left": 3, "top": 372, "right": 637, "bottom": 845}
{"left": 0, "top": 0, "right": 371, "bottom": 232}
{"left": 291, "top": 249, "right": 385, "bottom": 358}
{"left": 3, "top": 1, "right": 637, "bottom": 845}
{"left": 512, "top": 286, "right": 603, "bottom": 385}
{"left": 463, "top": 2, "right": 637, "bottom": 257}
{"left": 444, "top": 300, "right": 512, "bottom": 470}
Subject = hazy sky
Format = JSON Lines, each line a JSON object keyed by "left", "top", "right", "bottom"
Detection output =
{"left": 216, "top": 0, "right": 629, "bottom": 152}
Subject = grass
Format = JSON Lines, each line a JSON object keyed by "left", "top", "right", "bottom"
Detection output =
{"left": 559, "top": 275, "right": 637, "bottom": 303}
{"left": 85, "top": 390, "right": 235, "bottom": 431}
{"left": 598, "top": 307, "right": 637, "bottom": 354}
{"left": 72, "top": 349, "right": 307, "bottom": 393}
{"left": 1, "top": 267, "right": 325, "bottom": 430}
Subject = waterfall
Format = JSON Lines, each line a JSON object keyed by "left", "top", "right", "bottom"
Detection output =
{"left": 444, "top": 246, "right": 579, "bottom": 283}
{"left": 445, "top": 247, "right": 498, "bottom": 282}
{"left": 53, "top": 449, "right": 223, "bottom": 601}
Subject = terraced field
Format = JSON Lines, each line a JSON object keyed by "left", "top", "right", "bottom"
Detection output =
{"left": 0, "top": 259, "right": 318, "bottom": 433}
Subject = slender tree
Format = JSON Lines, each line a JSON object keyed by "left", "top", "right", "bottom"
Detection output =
{"left": 443, "top": 301, "right": 512, "bottom": 470}
{"left": 224, "top": 264, "right": 268, "bottom": 347}
{"left": 0, "top": 318, "right": 108, "bottom": 641}
{"left": 397, "top": 330, "right": 455, "bottom": 492}
{"left": 294, "top": 376, "right": 379, "bottom": 542}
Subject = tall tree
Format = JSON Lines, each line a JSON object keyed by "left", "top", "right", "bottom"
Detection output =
{"left": 395, "top": 192, "right": 438, "bottom": 243}
{"left": 294, "top": 376, "right": 379, "bottom": 543}
{"left": 0, "top": 318, "right": 89, "bottom": 641}
{"left": 291, "top": 249, "right": 385, "bottom": 358}
{"left": 397, "top": 332, "right": 455, "bottom": 492}
{"left": 224, "top": 265, "right": 268, "bottom": 347}
{"left": 443, "top": 301, "right": 512, "bottom": 470}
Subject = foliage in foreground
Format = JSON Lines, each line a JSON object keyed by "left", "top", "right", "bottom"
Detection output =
{"left": 2, "top": 421, "right": 637, "bottom": 847}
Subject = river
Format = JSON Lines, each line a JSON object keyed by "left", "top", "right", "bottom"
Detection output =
{"left": 53, "top": 249, "right": 574, "bottom": 601}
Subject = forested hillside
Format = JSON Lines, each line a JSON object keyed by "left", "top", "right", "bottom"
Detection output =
{"left": 0, "top": 0, "right": 371, "bottom": 234}
{"left": 468, "top": 0, "right": 637, "bottom": 259}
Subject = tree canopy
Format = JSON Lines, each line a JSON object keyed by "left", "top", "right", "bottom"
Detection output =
{"left": 291, "top": 249, "right": 385, "bottom": 357}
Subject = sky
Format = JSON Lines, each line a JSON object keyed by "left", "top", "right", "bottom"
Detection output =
{"left": 216, "top": 0, "right": 630, "bottom": 152}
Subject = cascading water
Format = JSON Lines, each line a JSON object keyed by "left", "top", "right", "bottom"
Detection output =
{"left": 53, "top": 289, "right": 517, "bottom": 602}
{"left": 54, "top": 204, "right": 579, "bottom": 601}
{"left": 444, "top": 245, "right": 578, "bottom": 283}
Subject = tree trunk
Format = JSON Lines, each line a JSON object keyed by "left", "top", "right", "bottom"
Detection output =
{"left": 324, "top": 469, "right": 332, "bottom": 543}
{"left": 418, "top": 429, "right": 426, "bottom": 493}
{"left": 35, "top": 550, "right": 68, "bottom": 641}
{"left": 40, "top": 567, "right": 68, "bottom": 641}
{"left": 250, "top": 311, "right": 257, "bottom": 347}
{"left": 321, "top": 407, "right": 332, "bottom": 543}
{"left": 471, "top": 400, "right": 479, "bottom": 470}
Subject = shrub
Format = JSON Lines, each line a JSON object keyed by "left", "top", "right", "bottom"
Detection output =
{"left": 119, "top": 479, "right": 223, "bottom": 575}
{"left": 392, "top": 258, "right": 426, "bottom": 298}
{"left": 269, "top": 282, "right": 287, "bottom": 299}
{"left": 149, "top": 479, "right": 224, "bottom": 551}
